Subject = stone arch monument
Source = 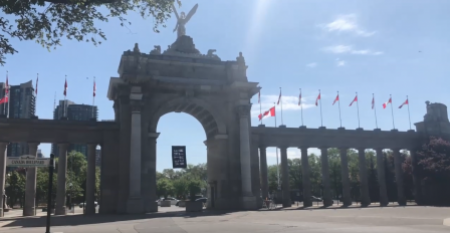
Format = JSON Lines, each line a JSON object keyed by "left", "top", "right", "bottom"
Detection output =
{"left": 107, "top": 35, "right": 260, "bottom": 213}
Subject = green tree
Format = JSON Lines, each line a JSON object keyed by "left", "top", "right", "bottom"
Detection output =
{"left": 172, "top": 178, "right": 188, "bottom": 200}
{"left": 0, "top": 0, "right": 179, "bottom": 65}
{"left": 187, "top": 179, "right": 202, "bottom": 201}
{"left": 156, "top": 178, "right": 173, "bottom": 199}
{"left": 5, "top": 171, "right": 26, "bottom": 208}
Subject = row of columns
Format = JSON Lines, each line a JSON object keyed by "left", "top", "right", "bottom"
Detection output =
{"left": 259, "top": 146, "right": 409, "bottom": 207}
{"left": 0, "top": 142, "right": 98, "bottom": 217}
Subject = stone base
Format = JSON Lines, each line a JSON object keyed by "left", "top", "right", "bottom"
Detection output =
{"left": 145, "top": 201, "right": 158, "bottom": 213}
{"left": 126, "top": 198, "right": 144, "bottom": 214}
{"left": 186, "top": 201, "right": 203, "bottom": 212}
{"left": 23, "top": 207, "right": 36, "bottom": 216}
{"left": 160, "top": 200, "right": 171, "bottom": 207}
{"left": 240, "top": 196, "right": 257, "bottom": 210}
{"left": 178, "top": 201, "right": 186, "bottom": 207}
{"left": 55, "top": 206, "right": 66, "bottom": 215}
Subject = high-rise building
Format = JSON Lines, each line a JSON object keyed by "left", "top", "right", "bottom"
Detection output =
{"left": 51, "top": 100, "right": 98, "bottom": 157}
{"left": 0, "top": 81, "right": 36, "bottom": 158}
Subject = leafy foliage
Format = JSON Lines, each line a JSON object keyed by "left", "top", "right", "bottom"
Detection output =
{"left": 0, "top": 0, "right": 180, "bottom": 65}
{"left": 156, "top": 178, "right": 173, "bottom": 199}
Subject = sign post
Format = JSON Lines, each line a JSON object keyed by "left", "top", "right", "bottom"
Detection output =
{"left": 172, "top": 146, "right": 187, "bottom": 169}
{"left": 45, "top": 154, "right": 54, "bottom": 233}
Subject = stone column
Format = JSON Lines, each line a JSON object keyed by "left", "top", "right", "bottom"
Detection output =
{"left": 280, "top": 146, "right": 291, "bottom": 207}
{"left": 375, "top": 148, "right": 388, "bottom": 206}
{"left": 55, "top": 143, "right": 68, "bottom": 215}
{"left": 0, "top": 142, "right": 7, "bottom": 217}
{"left": 320, "top": 148, "right": 333, "bottom": 206}
{"left": 144, "top": 132, "right": 159, "bottom": 213}
{"left": 23, "top": 142, "right": 39, "bottom": 216}
{"left": 410, "top": 149, "right": 422, "bottom": 204}
{"left": 127, "top": 102, "right": 144, "bottom": 214}
{"left": 393, "top": 149, "right": 406, "bottom": 206}
{"left": 85, "top": 144, "right": 97, "bottom": 215}
{"left": 259, "top": 146, "right": 269, "bottom": 200}
{"left": 237, "top": 105, "right": 253, "bottom": 198}
{"left": 300, "top": 147, "right": 312, "bottom": 207}
{"left": 358, "top": 148, "right": 371, "bottom": 206}
{"left": 339, "top": 148, "right": 352, "bottom": 206}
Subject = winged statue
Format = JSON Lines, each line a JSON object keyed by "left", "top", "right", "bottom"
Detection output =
{"left": 172, "top": 3, "right": 199, "bottom": 38}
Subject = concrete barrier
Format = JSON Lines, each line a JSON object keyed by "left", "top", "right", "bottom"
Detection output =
{"left": 444, "top": 218, "right": 450, "bottom": 227}
{"left": 160, "top": 201, "right": 171, "bottom": 207}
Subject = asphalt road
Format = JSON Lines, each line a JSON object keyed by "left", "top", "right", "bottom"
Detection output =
{"left": 0, "top": 205, "right": 449, "bottom": 233}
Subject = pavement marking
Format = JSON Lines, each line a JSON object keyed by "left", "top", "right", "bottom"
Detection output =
{"left": 444, "top": 218, "right": 450, "bottom": 226}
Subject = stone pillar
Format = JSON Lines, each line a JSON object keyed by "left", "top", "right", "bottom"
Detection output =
{"left": 410, "top": 149, "right": 422, "bottom": 204}
{"left": 144, "top": 132, "right": 159, "bottom": 213}
{"left": 127, "top": 103, "right": 144, "bottom": 214}
{"left": 85, "top": 144, "right": 97, "bottom": 215}
{"left": 300, "top": 147, "right": 312, "bottom": 207}
{"left": 375, "top": 148, "right": 388, "bottom": 206}
{"left": 393, "top": 149, "right": 406, "bottom": 206}
{"left": 320, "top": 148, "right": 333, "bottom": 206}
{"left": 0, "top": 142, "right": 7, "bottom": 217}
{"left": 339, "top": 148, "right": 352, "bottom": 206}
{"left": 55, "top": 143, "right": 68, "bottom": 215}
{"left": 23, "top": 142, "right": 39, "bottom": 216}
{"left": 259, "top": 146, "right": 269, "bottom": 200}
{"left": 358, "top": 148, "right": 371, "bottom": 206}
{"left": 237, "top": 105, "right": 256, "bottom": 209}
{"left": 280, "top": 146, "right": 291, "bottom": 207}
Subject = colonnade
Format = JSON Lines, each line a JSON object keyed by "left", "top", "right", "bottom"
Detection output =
{"left": 0, "top": 142, "right": 98, "bottom": 217}
{"left": 259, "top": 146, "right": 415, "bottom": 207}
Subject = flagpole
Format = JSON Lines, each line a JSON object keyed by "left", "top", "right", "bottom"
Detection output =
{"left": 406, "top": 95, "right": 412, "bottom": 130}
{"left": 356, "top": 92, "right": 360, "bottom": 128}
{"left": 337, "top": 91, "right": 342, "bottom": 127}
{"left": 6, "top": 71, "right": 9, "bottom": 118}
{"left": 280, "top": 87, "right": 284, "bottom": 126}
{"left": 390, "top": 94, "right": 395, "bottom": 129}
{"left": 259, "top": 91, "right": 262, "bottom": 125}
{"left": 64, "top": 75, "right": 67, "bottom": 118}
{"left": 35, "top": 73, "right": 38, "bottom": 116}
{"left": 274, "top": 102, "right": 280, "bottom": 190}
{"left": 3, "top": 71, "right": 6, "bottom": 115}
{"left": 373, "top": 93, "right": 379, "bottom": 129}
{"left": 300, "top": 88, "right": 304, "bottom": 126}
{"left": 92, "top": 77, "right": 96, "bottom": 119}
{"left": 319, "top": 90, "right": 323, "bottom": 127}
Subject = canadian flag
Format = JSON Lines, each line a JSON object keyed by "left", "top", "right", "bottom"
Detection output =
{"left": 258, "top": 107, "right": 275, "bottom": 121}
{"left": 399, "top": 99, "right": 409, "bottom": 109}
{"left": 277, "top": 89, "right": 281, "bottom": 105}
{"left": 298, "top": 92, "right": 302, "bottom": 106}
{"left": 0, "top": 96, "right": 8, "bottom": 104}
{"left": 383, "top": 97, "right": 392, "bottom": 109}
{"left": 349, "top": 95, "right": 358, "bottom": 107}
{"left": 315, "top": 93, "right": 321, "bottom": 106}
{"left": 332, "top": 94, "right": 339, "bottom": 105}
{"left": 93, "top": 80, "right": 96, "bottom": 97}
{"left": 63, "top": 78, "right": 68, "bottom": 97}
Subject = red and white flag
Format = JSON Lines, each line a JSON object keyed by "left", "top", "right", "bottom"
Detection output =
{"left": 35, "top": 75, "right": 38, "bottom": 95}
{"left": 399, "top": 99, "right": 409, "bottom": 109}
{"left": 349, "top": 95, "right": 358, "bottom": 106}
{"left": 371, "top": 96, "right": 375, "bottom": 109}
{"left": 258, "top": 107, "right": 275, "bottom": 121}
{"left": 93, "top": 80, "right": 96, "bottom": 97}
{"left": 277, "top": 89, "right": 281, "bottom": 105}
{"left": 315, "top": 93, "right": 321, "bottom": 106}
{"left": 332, "top": 94, "right": 339, "bottom": 105}
{"left": 382, "top": 97, "right": 392, "bottom": 109}
{"left": 298, "top": 92, "right": 302, "bottom": 106}
{"left": 0, "top": 96, "right": 8, "bottom": 104}
{"left": 63, "top": 78, "right": 68, "bottom": 97}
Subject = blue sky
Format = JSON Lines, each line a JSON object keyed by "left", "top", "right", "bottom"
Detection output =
{"left": 2, "top": 0, "right": 450, "bottom": 171}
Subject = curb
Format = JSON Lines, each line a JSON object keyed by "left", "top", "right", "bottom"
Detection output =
{"left": 444, "top": 218, "right": 450, "bottom": 227}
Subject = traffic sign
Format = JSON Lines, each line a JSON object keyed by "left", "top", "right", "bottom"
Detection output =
{"left": 7, "top": 155, "right": 51, "bottom": 167}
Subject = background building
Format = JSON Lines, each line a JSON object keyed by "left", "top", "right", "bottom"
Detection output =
{"left": 51, "top": 100, "right": 98, "bottom": 158}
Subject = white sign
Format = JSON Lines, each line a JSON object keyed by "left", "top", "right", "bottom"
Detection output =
{"left": 6, "top": 155, "right": 50, "bottom": 167}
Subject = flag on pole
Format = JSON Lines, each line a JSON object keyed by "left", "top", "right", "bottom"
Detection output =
{"left": 0, "top": 96, "right": 8, "bottom": 104}
{"left": 298, "top": 92, "right": 302, "bottom": 106}
{"left": 63, "top": 78, "right": 68, "bottom": 97}
{"left": 332, "top": 94, "right": 339, "bottom": 105}
{"left": 315, "top": 93, "right": 321, "bottom": 106}
{"left": 382, "top": 97, "right": 392, "bottom": 109}
{"left": 258, "top": 107, "right": 275, "bottom": 121}
{"left": 93, "top": 80, "right": 96, "bottom": 97}
{"left": 277, "top": 89, "right": 281, "bottom": 105}
{"left": 349, "top": 95, "right": 358, "bottom": 106}
{"left": 372, "top": 96, "right": 375, "bottom": 109}
{"left": 399, "top": 99, "right": 409, "bottom": 109}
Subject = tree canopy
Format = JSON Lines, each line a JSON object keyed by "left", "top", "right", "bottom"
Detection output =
{"left": 0, "top": 0, "right": 180, "bottom": 65}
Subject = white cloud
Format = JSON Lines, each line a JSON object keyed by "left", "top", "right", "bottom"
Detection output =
{"left": 306, "top": 62, "right": 317, "bottom": 68}
{"left": 324, "top": 45, "right": 383, "bottom": 56}
{"left": 336, "top": 58, "right": 346, "bottom": 67}
{"left": 251, "top": 95, "right": 315, "bottom": 118}
{"left": 325, "top": 14, "right": 376, "bottom": 37}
